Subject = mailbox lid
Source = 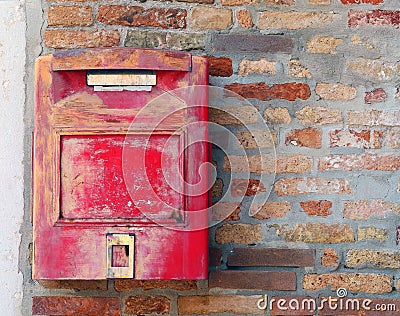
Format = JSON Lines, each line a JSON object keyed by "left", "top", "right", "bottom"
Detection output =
{"left": 52, "top": 48, "right": 192, "bottom": 71}
{"left": 32, "top": 49, "right": 209, "bottom": 280}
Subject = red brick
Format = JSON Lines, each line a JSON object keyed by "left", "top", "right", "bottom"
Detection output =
{"left": 250, "top": 201, "right": 291, "bottom": 220}
{"left": 342, "top": 0, "right": 383, "bottom": 4}
{"left": 231, "top": 179, "right": 266, "bottom": 197}
{"left": 209, "top": 270, "right": 296, "bottom": 290}
{"left": 319, "top": 154, "right": 400, "bottom": 171}
{"left": 178, "top": 295, "right": 265, "bottom": 315}
{"left": 115, "top": 280, "right": 197, "bottom": 291}
{"left": 274, "top": 178, "right": 352, "bottom": 196}
{"left": 321, "top": 248, "right": 339, "bottom": 267}
{"left": 300, "top": 200, "right": 332, "bottom": 217}
{"left": 349, "top": 10, "right": 400, "bottom": 28}
{"left": 228, "top": 248, "right": 315, "bottom": 267}
{"left": 97, "top": 5, "right": 186, "bottom": 28}
{"left": 225, "top": 82, "right": 310, "bottom": 101}
{"left": 212, "top": 202, "right": 241, "bottom": 221}
{"left": 330, "top": 129, "right": 378, "bottom": 149}
{"left": 343, "top": 200, "right": 400, "bottom": 220}
{"left": 48, "top": 5, "right": 93, "bottom": 26}
{"left": 270, "top": 297, "right": 317, "bottom": 315}
{"left": 285, "top": 128, "right": 322, "bottom": 148}
{"left": 125, "top": 296, "right": 170, "bottom": 315}
{"left": 32, "top": 297, "right": 120, "bottom": 316}
{"left": 365, "top": 88, "right": 387, "bottom": 104}
{"left": 204, "top": 56, "right": 233, "bottom": 77}
{"left": 44, "top": 29, "right": 120, "bottom": 49}
{"left": 209, "top": 248, "right": 222, "bottom": 266}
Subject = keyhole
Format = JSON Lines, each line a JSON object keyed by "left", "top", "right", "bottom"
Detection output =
{"left": 112, "top": 245, "right": 129, "bottom": 267}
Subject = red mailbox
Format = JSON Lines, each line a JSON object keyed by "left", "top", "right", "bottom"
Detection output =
{"left": 32, "top": 48, "right": 209, "bottom": 280}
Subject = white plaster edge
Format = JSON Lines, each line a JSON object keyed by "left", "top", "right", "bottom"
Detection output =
{"left": 0, "top": 1, "right": 26, "bottom": 315}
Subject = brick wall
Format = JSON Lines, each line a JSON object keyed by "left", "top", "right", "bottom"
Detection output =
{"left": 29, "top": 0, "right": 400, "bottom": 315}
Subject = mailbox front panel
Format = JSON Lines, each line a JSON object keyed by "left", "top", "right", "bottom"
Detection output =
{"left": 33, "top": 49, "right": 208, "bottom": 280}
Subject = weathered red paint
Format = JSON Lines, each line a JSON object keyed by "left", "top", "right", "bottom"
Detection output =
{"left": 33, "top": 48, "right": 209, "bottom": 280}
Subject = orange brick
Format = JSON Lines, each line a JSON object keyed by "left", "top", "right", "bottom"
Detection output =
{"left": 250, "top": 201, "right": 291, "bottom": 220}
{"left": 304, "top": 273, "right": 392, "bottom": 294}
{"left": 274, "top": 178, "right": 352, "bottom": 196}
{"left": 44, "top": 29, "right": 120, "bottom": 49}
{"left": 237, "top": 10, "right": 253, "bottom": 28}
{"left": 319, "top": 154, "right": 400, "bottom": 171}
{"left": 190, "top": 7, "right": 232, "bottom": 30}
{"left": 321, "top": 248, "right": 339, "bottom": 267}
{"left": 223, "top": 154, "right": 312, "bottom": 174}
{"left": 48, "top": 5, "right": 93, "bottom": 26}
{"left": 212, "top": 202, "right": 241, "bottom": 222}
{"left": 285, "top": 128, "right": 322, "bottom": 148}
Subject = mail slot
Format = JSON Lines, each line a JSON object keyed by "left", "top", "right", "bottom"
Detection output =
{"left": 32, "top": 48, "right": 209, "bottom": 280}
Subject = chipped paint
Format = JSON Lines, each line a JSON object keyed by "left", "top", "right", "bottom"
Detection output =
{"left": 33, "top": 49, "right": 208, "bottom": 280}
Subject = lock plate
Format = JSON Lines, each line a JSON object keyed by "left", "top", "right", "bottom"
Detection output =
{"left": 106, "top": 234, "right": 135, "bottom": 278}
